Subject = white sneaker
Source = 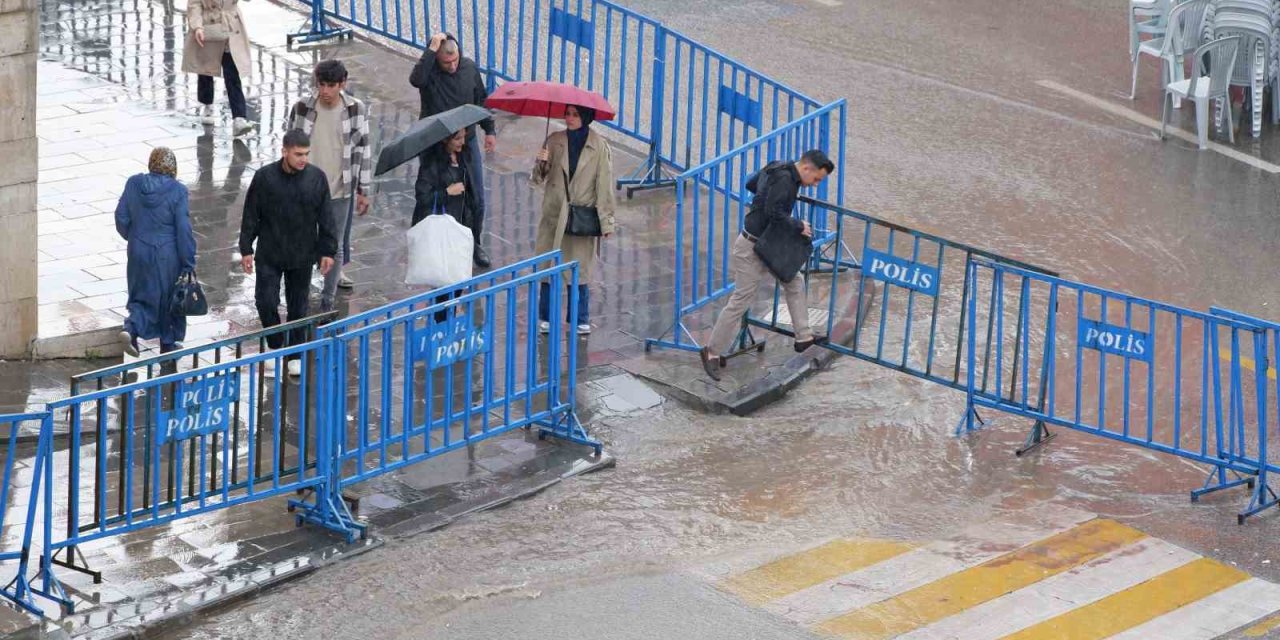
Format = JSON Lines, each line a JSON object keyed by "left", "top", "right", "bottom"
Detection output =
{"left": 576, "top": 323, "right": 592, "bottom": 335}
{"left": 199, "top": 104, "right": 215, "bottom": 125}
{"left": 338, "top": 273, "right": 354, "bottom": 289}
{"left": 287, "top": 359, "right": 302, "bottom": 377}
{"left": 262, "top": 358, "right": 277, "bottom": 377}
{"left": 538, "top": 320, "right": 551, "bottom": 334}
{"left": 232, "top": 117, "right": 255, "bottom": 137}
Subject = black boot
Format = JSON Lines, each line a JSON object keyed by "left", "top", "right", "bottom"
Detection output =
{"left": 473, "top": 245, "right": 492, "bottom": 269}
{"left": 699, "top": 347, "right": 722, "bottom": 381}
{"left": 471, "top": 217, "right": 491, "bottom": 269}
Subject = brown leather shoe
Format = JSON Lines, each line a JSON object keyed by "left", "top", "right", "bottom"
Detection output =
{"left": 699, "top": 347, "right": 722, "bottom": 381}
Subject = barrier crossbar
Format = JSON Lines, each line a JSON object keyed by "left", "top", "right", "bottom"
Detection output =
{"left": 327, "top": 259, "right": 599, "bottom": 495}
{"left": 960, "top": 258, "right": 1277, "bottom": 522}
{"left": 71, "top": 312, "right": 338, "bottom": 396}
{"left": 319, "top": 251, "right": 561, "bottom": 338}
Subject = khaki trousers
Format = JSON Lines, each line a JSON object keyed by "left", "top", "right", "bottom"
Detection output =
{"left": 707, "top": 234, "right": 813, "bottom": 354}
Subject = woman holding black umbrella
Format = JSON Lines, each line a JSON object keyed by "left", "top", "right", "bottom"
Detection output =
{"left": 530, "top": 104, "right": 615, "bottom": 335}
{"left": 411, "top": 128, "right": 477, "bottom": 321}
{"left": 413, "top": 128, "right": 476, "bottom": 228}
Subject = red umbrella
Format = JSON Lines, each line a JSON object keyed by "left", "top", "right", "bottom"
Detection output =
{"left": 484, "top": 81, "right": 616, "bottom": 121}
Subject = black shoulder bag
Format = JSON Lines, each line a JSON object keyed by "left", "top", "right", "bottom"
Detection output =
{"left": 562, "top": 170, "right": 602, "bottom": 237}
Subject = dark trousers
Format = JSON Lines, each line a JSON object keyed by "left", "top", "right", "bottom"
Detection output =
{"left": 197, "top": 51, "right": 247, "bottom": 119}
{"left": 465, "top": 140, "right": 486, "bottom": 247}
{"left": 538, "top": 283, "right": 590, "bottom": 325}
{"left": 255, "top": 260, "right": 312, "bottom": 350}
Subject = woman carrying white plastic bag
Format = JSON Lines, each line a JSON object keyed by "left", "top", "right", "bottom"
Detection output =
{"left": 407, "top": 129, "right": 476, "bottom": 323}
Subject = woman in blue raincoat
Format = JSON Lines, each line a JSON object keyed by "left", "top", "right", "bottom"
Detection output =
{"left": 115, "top": 147, "right": 197, "bottom": 357}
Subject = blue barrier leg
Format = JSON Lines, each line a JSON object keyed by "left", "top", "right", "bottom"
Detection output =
{"left": 287, "top": 0, "right": 354, "bottom": 45}
{"left": 1191, "top": 465, "right": 1254, "bottom": 503}
{"left": 1237, "top": 330, "right": 1278, "bottom": 524}
{"left": 535, "top": 270, "right": 603, "bottom": 456}
{"left": 956, "top": 262, "right": 986, "bottom": 436}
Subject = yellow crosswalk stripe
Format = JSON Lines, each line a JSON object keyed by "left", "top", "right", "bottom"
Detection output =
{"left": 997, "top": 557, "right": 1250, "bottom": 640}
{"left": 813, "top": 519, "right": 1146, "bottom": 640}
{"left": 719, "top": 539, "right": 916, "bottom": 605}
{"left": 1244, "top": 612, "right": 1280, "bottom": 637}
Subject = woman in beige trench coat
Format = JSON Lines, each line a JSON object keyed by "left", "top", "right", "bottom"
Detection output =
{"left": 530, "top": 105, "right": 616, "bottom": 335}
{"left": 182, "top": 0, "right": 253, "bottom": 136}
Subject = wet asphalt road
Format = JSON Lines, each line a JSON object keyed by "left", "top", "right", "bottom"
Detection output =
{"left": 166, "top": 0, "right": 1280, "bottom": 638}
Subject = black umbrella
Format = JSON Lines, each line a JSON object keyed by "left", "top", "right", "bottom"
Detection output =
{"left": 375, "top": 104, "right": 492, "bottom": 176}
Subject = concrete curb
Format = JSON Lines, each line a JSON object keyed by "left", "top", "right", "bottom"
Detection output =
{"left": 46, "top": 447, "right": 614, "bottom": 639}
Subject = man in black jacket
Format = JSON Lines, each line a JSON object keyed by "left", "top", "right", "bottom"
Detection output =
{"left": 410, "top": 32, "right": 497, "bottom": 268}
{"left": 239, "top": 129, "right": 338, "bottom": 376}
{"left": 699, "top": 149, "right": 835, "bottom": 381}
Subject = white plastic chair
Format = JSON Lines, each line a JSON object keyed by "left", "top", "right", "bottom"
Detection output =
{"left": 1161, "top": 36, "right": 1242, "bottom": 148}
{"left": 1133, "top": 0, "right": 1213, "bottom": 100}
{"left": 1131, "top": 0, "right": 1174, "bottom": 65}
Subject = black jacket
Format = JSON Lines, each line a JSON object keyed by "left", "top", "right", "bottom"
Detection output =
{"left": 240, "top": 161, "right": 337, "bottom": 270}
{"left": 743, "top": 161, "right": 804, "bottom": 239}
{"left": 408, "top": 48, "right": 496, "bottom": 140}
{"left": 412, "top": 147, "right": 476, "bottom": 227}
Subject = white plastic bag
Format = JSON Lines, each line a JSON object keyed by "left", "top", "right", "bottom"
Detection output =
{"left": 405, "top": 214, "right": 474, "bottom": 287}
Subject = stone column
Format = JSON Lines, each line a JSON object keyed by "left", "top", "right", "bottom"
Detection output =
{"left": 0, "top": 0, "right": 37, "bottom": 358}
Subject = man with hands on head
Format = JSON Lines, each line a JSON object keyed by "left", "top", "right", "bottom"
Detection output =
{"left": 410, "top": 31, "right": 498, "bottom": 268}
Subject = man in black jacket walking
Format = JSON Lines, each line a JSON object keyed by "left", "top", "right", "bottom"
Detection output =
{"left": 410, "top": 32, "right": 497, "bottom": 268}
{"left": 239, "top": 129, "right": 338, "bottom": 376}
{"left": 699, "top": 149, "right": 835, "bottom": 381}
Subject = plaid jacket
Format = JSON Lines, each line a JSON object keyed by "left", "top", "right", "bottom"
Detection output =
{"left": 286, "top": 92, "right": 373, "bottom": 195}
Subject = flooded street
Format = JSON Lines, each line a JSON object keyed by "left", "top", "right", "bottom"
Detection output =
{"left": 171, "top": 364, "right": 1280, "bottom": 638}
{"left": 21, "top": 0, "right": 1280, "bottom": 635}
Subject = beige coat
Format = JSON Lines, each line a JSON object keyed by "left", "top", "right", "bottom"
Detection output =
{"left": 530, "top": 129, "right": 616, "bottom": 280}
{"left": 181, "top": 0, "right": 251, "bottom": 79}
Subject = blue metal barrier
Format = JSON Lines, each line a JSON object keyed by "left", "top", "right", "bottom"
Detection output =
{"left": 743, "top": 198, "right": 1057, "bottom": 393}
{"left": 35, "top": 340, "right": 352, "bottom": 612}
{"left": 288, "top": 0, "right": 834, "bottom": 193}
{"left": 645, "top": 101, "right": 847, "bottom": 353}
{"left": 959, "top": 258, "right": 1276, "bottom": 522}
{"left": 23, "top": 256, "right": 598, "bottom": 615}
{"left": 0, "top": 412, "right": 50, "bottom": 615}
{"left": 1209, "top": 306, "right": 1280, "bottom": 521}
{"left": 326, "top": 260, "right": 598, "bottom": 497}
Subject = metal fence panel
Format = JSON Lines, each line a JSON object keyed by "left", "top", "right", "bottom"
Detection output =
{"left": 328, "top": 260, "right": 599, "bottom": 489}
{"left": 960, "top": 259, "right": 1275, "bottom": 522}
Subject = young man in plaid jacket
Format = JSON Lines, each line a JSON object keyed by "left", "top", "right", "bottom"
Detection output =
{"left": 286, "top": 59, "right": 373, "bottom": 312}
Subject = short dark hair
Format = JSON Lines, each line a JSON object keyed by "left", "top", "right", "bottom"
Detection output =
{"left": 314, "top": 59, "right": 348, "bottom": 84}
{"left": 283, "top": 129, "right": 311, "bottom": 149}
{"left": 800, "top": 149, "right": 835, "bottom": 174}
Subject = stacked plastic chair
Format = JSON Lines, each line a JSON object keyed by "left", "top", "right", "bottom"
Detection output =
{"left": 1131, "top": 0, "right": 1175, "bottom": 98}
{"left": 1209, "top": 0, "right": 1278, "bottom": 136}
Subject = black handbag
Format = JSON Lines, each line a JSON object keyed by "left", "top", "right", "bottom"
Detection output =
{"left": 562, "top": 170, "right": 602, "bottom": 237}
{"left": 753, "top": 220, "right": 813, "bottom": 284}
{"left": 172, "top": 271, "right": 209, "bottom": 317}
